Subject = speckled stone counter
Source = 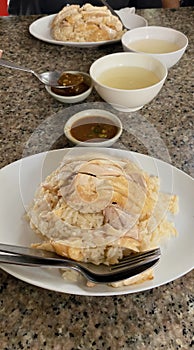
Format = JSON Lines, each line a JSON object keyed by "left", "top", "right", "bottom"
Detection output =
{"left": 0, "top": 7, "right": 193, "bottom": 350}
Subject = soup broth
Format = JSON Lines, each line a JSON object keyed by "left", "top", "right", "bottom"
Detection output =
{"left": 128, "top": 39, "right": 180, "bottom": 54}
{"left": 98, "top": 66, "right": 160, "bottom": 90}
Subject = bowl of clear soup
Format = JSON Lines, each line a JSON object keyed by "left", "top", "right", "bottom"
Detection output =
{"left": 90, "top": 52, "right": 167, "bottom": 112}
{"left": 121, "top": 26, "right": 188, "bottom": 68}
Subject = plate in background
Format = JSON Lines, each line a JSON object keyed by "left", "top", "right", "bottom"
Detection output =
{"left": 29, "top": 10, "right": 147, "bottom": 47}
{"left": 29, "top": 14, "right": 120, "bottom": 48}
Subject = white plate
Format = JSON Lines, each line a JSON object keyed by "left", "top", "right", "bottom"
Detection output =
{"left": 0, "top": 148, "right": 193, "bottom": 296}
{"left": 29, "top": 14, "right": 120, "bottom": 48}
{"left": 29, "top": 11, "right": 147, "bottom": 48}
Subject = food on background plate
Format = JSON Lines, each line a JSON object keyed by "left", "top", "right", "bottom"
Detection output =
{"left": 51, "top": 4, "right": 125, "bottom": 42}
{"left": 27, "top": 153, "right": 178, "bottom": 287}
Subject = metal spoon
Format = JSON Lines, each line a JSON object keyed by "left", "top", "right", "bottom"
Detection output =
{"left": 0, "top": 58, "right": 82, "bottom": 88}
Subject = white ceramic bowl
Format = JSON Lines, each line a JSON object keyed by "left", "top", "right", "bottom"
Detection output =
{"left": 45, "top": 71, "right": 92, "bottom": 104}
{"left": 89, "top": 52, "right": 167, "bottom": 112}
{"left": 116, "top": 11, "right": 148, "bottom": 30}
{"left": 64, "top": 109, "right": 122, "bottom": 147}
{"left": 122, "top": 26, "right": 188, "bottom": 69}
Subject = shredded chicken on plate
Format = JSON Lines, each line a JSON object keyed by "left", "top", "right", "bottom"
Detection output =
{"left": 51, "top": 4, "right": 125, "bottom": 42}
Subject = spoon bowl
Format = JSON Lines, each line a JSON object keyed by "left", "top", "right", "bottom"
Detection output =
{"left": 0, "top": 58, "right": 80, "bottom": 88}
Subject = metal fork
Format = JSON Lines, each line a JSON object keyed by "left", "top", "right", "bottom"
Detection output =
{"left": 0, "top": 243, "right": 161, "bottom": 283}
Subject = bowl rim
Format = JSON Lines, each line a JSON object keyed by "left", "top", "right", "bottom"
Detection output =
{"left": 89, "top": 52, "right": 167, "bottom": 93}
{"left": 64, "top": 108, "right": 123, "bottom": 146}
{"left": 45, "top": 71, "right": 93, "bottom": 100}
{"left": 121, "top": 26, "right": 188, "bottom": 56}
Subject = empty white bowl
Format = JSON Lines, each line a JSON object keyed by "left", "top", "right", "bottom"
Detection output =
{"left": 89, "top": 52, "right": 167, "bottom": 112}
{"left": 64, "top": 109, "right": 122, "bottom": 147}
{"left": 45, "top": 71, "right": 92, "bottom": 104}
{"left": 116, "top": 11, "right": 148, "bottom": 30}
{"left": 122, "top": 26, "right": 188, "bottom": 68}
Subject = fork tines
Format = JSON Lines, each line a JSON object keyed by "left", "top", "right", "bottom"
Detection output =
{"left": 110, "top": 247, "right": 161, "bottom": 270}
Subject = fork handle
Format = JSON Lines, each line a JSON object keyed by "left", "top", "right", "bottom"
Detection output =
{"left": 0, "top": 253, "right": 77, "bottom": 269}
{"left": 0, "top": 242, "right": 68, "bottom": 260}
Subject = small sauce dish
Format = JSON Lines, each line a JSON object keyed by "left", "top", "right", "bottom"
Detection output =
{"left": 64, "top": 109, "right": 122, "bottom": 147}
{"left": 45, "top": 71, "right": 92, "bottom": 103}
